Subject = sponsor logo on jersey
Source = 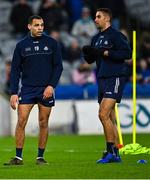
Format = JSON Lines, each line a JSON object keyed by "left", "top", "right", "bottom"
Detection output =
{"left": 49, "top": 100, "right": 54, "bottom": 103}
{"left": 25, "top": 47, "right": 31, "bottom": 51}
{"left": 105, "top": 92, "right": 112, "bottom": 94}
{"left": 33, "top": 41, "right": 39, "bottom": 44}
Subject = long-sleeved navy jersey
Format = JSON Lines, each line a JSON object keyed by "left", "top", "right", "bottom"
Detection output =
{"left": 91, "top": 26, "right": 132, "bottom": 78}
{"left": 10, "top": 34, "right": 63, "bottom": 95}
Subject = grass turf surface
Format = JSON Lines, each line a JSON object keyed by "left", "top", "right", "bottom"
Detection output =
{"left": 0, "top": 134, "right": 150, "bottom": 179}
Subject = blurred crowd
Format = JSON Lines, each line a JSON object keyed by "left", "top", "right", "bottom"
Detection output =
{"left": 0, "top": 0, "right": 150, "bottom": 96}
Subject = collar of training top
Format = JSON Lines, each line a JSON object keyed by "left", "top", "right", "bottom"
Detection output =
{"left": 28, "top": 33, "right": 43, "bottom": 40}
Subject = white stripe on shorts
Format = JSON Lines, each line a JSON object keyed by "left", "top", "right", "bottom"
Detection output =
{"left": 114, "top": 77, "right": 120, "bottom": 93}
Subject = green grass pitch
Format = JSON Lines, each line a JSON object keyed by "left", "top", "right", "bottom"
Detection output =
{"left": 0, "top": 134, "right": 150, "bottom": 179}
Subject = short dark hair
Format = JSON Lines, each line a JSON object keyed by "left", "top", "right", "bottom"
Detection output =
{"left": 96, "top": 8, "right": 112, "bottom": 22}
{"left": 28, "top": 15, "right": 43, "bottom": 24}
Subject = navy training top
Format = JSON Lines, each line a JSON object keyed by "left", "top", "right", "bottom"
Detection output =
{"left": 91, "top": 26, "right": 132, "bottom": 78}
{"left": 10, "top": 33, "right": 63, "bottom": 94}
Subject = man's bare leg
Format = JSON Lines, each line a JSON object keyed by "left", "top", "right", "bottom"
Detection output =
{"left": 109, "top": 107, "right": 119, "bottom": 147}
{"left": 97, "top": 98, "right": 122, "bottom": 163}
{"left": 3, "top": 104, "right": 34, "bottom": 165}
{"left": 97, "top": 98, "right": 121, "bottom": 163}
{"left": 16, "top": 104, "right": 34, "bottom": 149}
{"left": 109, "top": 107, "right": 120, "bottom": 158}
{"left": 99, "top": 98, "right": 116, "bottom": 145}
{"left": 36, "top": 103, "right": 52, "bottom": 163}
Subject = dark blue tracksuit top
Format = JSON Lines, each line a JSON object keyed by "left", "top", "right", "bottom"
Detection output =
{"left": 10, "top": 34, "right": 63, "bottom": 94}
{"left": 91, "top": 26, "right": 132, "bottom": 78}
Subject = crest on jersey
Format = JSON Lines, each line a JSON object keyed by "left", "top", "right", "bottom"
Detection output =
{"left": 34, "top": 46, "right": 39, "bottom": 51}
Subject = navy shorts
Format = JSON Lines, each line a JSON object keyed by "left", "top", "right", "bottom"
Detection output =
{"left": 18, "top": 86, "right": 55, "bottom": 107}
{"left": 98, "top": 76, "right": 127, "bottom": 103}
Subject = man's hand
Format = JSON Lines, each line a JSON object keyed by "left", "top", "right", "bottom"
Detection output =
{"left": 43, "top": 86, "right": 54, "bottom": 99}
{"left": 10, "top": 95, "right": 18, "bottom": 110}
{"left": 82, "top": 45, "right": 105, "bottom": 56}
{"left": 82, "top": 45, "right": 92, "bottom": 55}
{"left": 82, "top": 45, "right": 106, "bottom": 64}
{"left": 82, "top": 45, "right": 97, "bottom": 64}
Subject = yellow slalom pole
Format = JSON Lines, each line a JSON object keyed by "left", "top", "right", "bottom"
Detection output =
{"left": 115, "top": 103, "right": 123, "bottom": 146}
{"left": 132, "top": 30, "right": 137, "bottom": 144}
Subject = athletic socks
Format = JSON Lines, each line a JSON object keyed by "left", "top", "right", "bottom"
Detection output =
{"left": 37, "top": 148, "right": 45, "bottom": 158}
{"left": 15, "top": 148, "right": 46, "bottom": 160}
{"left": 16, "top": 148, "right": 23, "bottom": 159}
{"left": 106, "top": 142, "right": 115, "bottom": 154}
{"left": 114, "top": 146, "right": 119, "bottom": 156}
{"left": 106, "top": 143, "right": 120, "bottom": 157}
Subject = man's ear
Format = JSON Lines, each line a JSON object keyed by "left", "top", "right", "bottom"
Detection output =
{"left": 27, "top": 24, "right": 31, "bottom": 31}
{"left": 106, "top": 15, "right": 110, "bottom": 22}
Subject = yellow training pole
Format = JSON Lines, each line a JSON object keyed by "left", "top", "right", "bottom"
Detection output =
{"left": 132, "top": 30, "right": 137, "bottom": 144}
{"left": 115, "top": 104, "right": 123, "bottom": 145}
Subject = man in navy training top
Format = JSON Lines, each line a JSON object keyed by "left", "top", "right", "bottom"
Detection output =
{"left": 4, "top": 15, "right": 63, "bottom": 165}
{"left": 82, "top": 8, "right": 132, "bottom": 163}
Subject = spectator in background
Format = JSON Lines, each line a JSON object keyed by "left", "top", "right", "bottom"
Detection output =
{"left": 38, "top": 0, "right": 68, "bottom": 32}
{"left": 64, "top": 0, "right": 83, "bottom": 27}
{"left": 59, "top": 38, "right": 82, "bottom": 85}
{"left": 72, "top": 62, "right": 96, "bottom": 86}
{"left": 49, "top": 29, "right": 67, "bottom": 60}
{"left": 49, "top": 29, "right": 81, "bottom": 85}
{"left": 71, "top": 6, "right": 97, "bottom": 47}
{"left": 139, "top": 59, "right": 150, "bottom": 84}
{"left": 10, "top": 0, "right": 33, "bottom": 35}
{"left": 65, "top": 38, "right": 82, "bottom": 65}
{"left": 140, "top": 32, "right": 150, "bottom": 68}
{"left": 131, "top": 31, "right": 150, "bottom": 84}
